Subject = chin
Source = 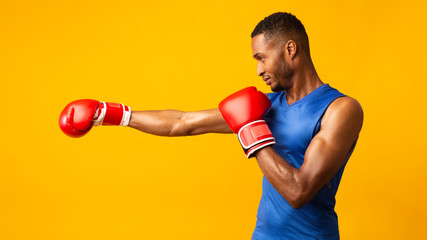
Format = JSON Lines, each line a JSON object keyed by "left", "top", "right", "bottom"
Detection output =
{"left": 271, "top": 83, "right": 286, "bottom": 92}
{"left": 271, "top": 79, "right": 293, "bottom": 92}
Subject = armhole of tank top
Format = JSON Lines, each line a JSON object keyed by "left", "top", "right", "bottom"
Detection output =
{"left": 311, "top": 95, "right": 346, "bottom": 139}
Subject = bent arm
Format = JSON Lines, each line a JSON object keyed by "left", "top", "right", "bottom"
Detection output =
{"left": 128, "top": 108, "right": 233, "bottom": 136}
{"left": 254, "top": 97, "right": 363, "bottom": 209}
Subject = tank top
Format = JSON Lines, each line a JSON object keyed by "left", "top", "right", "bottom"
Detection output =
{"left": 252, "top": 84, "right": 356, "bottom": 240}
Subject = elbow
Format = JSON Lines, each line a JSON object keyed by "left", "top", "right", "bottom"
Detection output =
{"left": 169, "top": 112, "right": 196, "bottom": 136}
{"left": 169, "top": 123, "right": 191, "bottom": 136}
{"left": 283, "top": 173, "right": 316, "bottom": 209}
{"left": 169, "top": 115, "right": 191, "bottom": 136}
{"left": 284, "top": 188, "right": 311, "bottom": 209}
{"left": 288, "top": 196, "right": 308, "bottom": 209}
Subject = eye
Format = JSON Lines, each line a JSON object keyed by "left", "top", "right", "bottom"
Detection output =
{"left": 253, "top": 54, "right": 266, "bottom": 62}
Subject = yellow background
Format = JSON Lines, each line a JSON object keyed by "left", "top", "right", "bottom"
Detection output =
{"left": 1, "top": 0, "right": 426, "bottom": 239}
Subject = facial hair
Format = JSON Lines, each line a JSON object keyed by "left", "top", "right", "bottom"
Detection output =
{"left": 271, "top": 53, "right": 293, "bottom": 92}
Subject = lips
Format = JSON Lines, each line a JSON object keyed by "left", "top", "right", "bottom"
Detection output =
{"left": 263, "top": 77, "right": 271, "bottom": 85}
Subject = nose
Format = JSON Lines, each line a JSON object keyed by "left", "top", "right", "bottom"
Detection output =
{"left": 257, "top": 62, "right": 265, "bottom": 76}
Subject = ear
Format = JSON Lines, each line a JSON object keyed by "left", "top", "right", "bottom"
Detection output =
{"left": 284, "top": 40, "right": 297, "bottom": 59}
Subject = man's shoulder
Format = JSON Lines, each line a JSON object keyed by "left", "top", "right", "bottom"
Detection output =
{"left": 321, "top": 96, "right": 363, "bottom": 128}
{"left": 330, "top": 96, "right": 363, "bottom": 113}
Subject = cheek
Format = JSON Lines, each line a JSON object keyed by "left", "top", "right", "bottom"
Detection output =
{"left": 269, "top": 63, "right": 281, "bottom": 77}
{"left": 277, "top": 59, "right": 288, "bottom": 75}
{"left": 267, "top": 56, "right": 283, "bottom": 75}
{"left": 264, "top": 60, "right": 276, "bottom": 74}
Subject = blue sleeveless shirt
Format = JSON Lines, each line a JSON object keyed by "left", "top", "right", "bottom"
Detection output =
{"left": 252, "top": 84, "right": 356, "bottom": 240}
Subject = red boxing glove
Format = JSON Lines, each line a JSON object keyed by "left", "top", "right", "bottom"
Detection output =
{"left": 59, "top": 99, "right": 131, "bottom": 138}
{"left": 219, "top": 87, "right": 275, "bottom": 158}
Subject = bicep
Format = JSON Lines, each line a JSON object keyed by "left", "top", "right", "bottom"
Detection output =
{"left": 183, "top": 108, "right": 233, "bottom": 135}
{"left": 300, "top": 97, "right": 363, "bottom": 195}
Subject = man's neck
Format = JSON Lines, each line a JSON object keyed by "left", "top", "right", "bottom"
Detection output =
{"left": 285, "top": 63, "right": 323, "bottom": 105}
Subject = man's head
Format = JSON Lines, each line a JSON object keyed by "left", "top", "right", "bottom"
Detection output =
{"left": 251, "top": 12, "right": 310, "bottom": 92}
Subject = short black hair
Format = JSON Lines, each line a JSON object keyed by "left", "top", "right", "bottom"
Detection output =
{"left": 251, "top": 12, "right": 309, "bottom": 48}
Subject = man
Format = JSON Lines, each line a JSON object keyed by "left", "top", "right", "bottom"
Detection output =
{"left": 59, "top": 12, "right": 363, "bottom": 239}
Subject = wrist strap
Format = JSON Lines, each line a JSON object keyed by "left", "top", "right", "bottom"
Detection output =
{"left": 238, "top": 120, "right": 275, "bottom": 148}
{"left": 246, "top": 139, "right": 275, "bottom": 158}
{"left": 237, "top": 120, "right": 275, "bottom": 158}
{"left": 93, "top": 102, "right": 131, "bottom": 126}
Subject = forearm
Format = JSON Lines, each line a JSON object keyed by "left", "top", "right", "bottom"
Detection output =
{"left": 255, "top": 147, "right": 308, "bottom": 208}
{"left": 128, "top": 110, "right": 184, "bottom": 136}
{"left": 128, "top": 108, "right": 232, "bottom": 136}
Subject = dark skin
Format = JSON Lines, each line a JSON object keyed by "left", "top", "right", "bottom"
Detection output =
{"left": 127, "top": 33, "right": 363, "bottom": 209}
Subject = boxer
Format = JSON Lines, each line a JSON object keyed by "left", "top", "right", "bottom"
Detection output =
{"left": 59, "top": 12, "right": 363, "bottom": 239}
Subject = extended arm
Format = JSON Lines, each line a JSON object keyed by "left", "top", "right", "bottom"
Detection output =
{"left": 254, "top": 97, "right": 363, "bottom": 209}
{"left": 59, "top": 99, "right": 232, "bottom": 138}
{"left": 128, "top": 108, "right": 232, "bottom": 136}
